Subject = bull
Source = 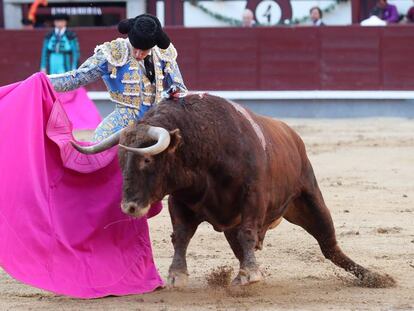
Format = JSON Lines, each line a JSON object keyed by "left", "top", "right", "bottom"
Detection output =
{"left": 73, "top": 94, "right": 394, "bottom": 288}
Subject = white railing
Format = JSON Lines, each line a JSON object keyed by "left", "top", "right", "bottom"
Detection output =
{"left": 88, "top": 90, "right": 414, "bottom": 101}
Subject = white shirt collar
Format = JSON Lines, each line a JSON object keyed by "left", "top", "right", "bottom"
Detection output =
{"left": 55, "top": 27, "right": 66, "bottom": 36}
{"left": 314, "top": 19, "right": 323, "bottom": 26}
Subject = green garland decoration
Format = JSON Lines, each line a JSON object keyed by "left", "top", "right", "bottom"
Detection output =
{"left": 190, "top": 0, "right": 349, "bottom": 26}
{"left": 191, "top": 2, "right": 244, "bottom": 26}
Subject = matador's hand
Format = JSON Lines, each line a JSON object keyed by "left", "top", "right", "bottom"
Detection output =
{"left": 167, "top": 86, "right": 179, "bottom": 98}
{"left": 162, "top": 86, "right": 187, "bottom": 99}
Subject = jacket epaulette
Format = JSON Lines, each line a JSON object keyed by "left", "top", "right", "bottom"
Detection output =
{"left": 94, "top": 38, "right": 130, "bottom": 67}
{"left": 153, "top": 44, "right": 178, "bottom": 62}
{"left": 65, "top": 30, "right": 77, "bottom": 40}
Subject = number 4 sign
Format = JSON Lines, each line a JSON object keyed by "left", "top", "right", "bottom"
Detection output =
{"left": 246, "top": 0, "right": 293, "bottom": 25}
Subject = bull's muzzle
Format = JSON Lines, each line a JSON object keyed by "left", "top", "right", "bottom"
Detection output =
{"left": 121, "top": 201, "right": 150, "bottom": 218}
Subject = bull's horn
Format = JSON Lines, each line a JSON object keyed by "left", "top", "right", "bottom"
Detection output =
{"left": 119, "top": 126, "right": 171, "bottom": 155}
{"left": 70, "top": 129, "right": 123, "bottom": 154}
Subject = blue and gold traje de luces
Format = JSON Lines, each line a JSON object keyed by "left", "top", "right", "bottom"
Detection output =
{"left": 48, "top": 38, "right": 187, "bottom": 141}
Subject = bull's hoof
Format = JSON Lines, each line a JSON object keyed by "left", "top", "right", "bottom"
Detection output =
{"left": 167, "top": 271, "right": 189, "bottom": 288}
{"left": 231, "top": 268, "right": 263, "bottom": 286}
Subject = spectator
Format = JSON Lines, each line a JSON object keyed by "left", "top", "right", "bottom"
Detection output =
{"left": 310, "top": 6, "right": 325, "bottom": 26}
{"left": 370, "top": 0, "right": 399, "bottom": 23}
{"left": 40, "top": 14, "right": 80, "bottom": 74}
{"left": 407, "top": 1, "right": 414, "bottom": 23}
{"left": 21, "top": 18, "right": 34, "bottom": 30}
{"left": 361, "top": 9, "right": 387, "bottom": 26}
{"left": 242, "top": 8, "right": 256, "bottom": 27}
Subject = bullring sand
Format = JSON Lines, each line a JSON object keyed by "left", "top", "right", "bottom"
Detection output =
{"left": 1, "top": 118, "right": 413, "bottom": 310}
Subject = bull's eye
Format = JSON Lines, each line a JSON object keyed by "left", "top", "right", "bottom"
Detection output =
{"left": 138, "top": 157, "right": 152, "bottom": 169}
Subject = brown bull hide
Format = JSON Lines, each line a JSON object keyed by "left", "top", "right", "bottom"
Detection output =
{"left": 118, "top": 94, "right": 395, "bottom": 289}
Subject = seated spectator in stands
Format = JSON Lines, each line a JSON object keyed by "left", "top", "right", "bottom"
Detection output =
{"left": 21, "top": 18, "right": 34, "bottom": 30}
{"left": 242, "top": 8, "right": 256, "bottom": 27}
{"left": 370, "top": 0, "right": 399, "bottom": 23}
{"left": 407, "top": 1, "right": 414, "bottom": 23}
{"left": 310, "top": 6, "right": 325, "bottom": 26}
{"left": 360, "top": 10, "right": 387, "bottom": 26}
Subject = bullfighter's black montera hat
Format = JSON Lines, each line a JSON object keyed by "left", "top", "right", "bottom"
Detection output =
{"left": 117, "top": 14, "right": 171, "bottom": 50}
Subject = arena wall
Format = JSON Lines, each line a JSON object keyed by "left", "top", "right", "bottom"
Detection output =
{"left": 1, "top": 25, "right": 414, "bottom": 91}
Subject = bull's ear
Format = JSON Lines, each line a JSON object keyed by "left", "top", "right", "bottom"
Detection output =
{"left": 168, "top": 128, "right": 182, "bottom": 153}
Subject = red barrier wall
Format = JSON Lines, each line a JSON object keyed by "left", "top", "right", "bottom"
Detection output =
{"left": 1, "top": 26, "right": 414, "bottom": 91}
